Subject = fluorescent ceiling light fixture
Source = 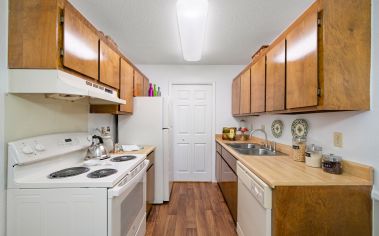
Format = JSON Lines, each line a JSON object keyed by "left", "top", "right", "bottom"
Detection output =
{"left": 176, "top": 0, "right": 208, "bottom": 61}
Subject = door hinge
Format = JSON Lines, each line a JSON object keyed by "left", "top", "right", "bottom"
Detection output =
{"left": 317, "top": 88, "right": 321, "bottom": 96}
{"left": 60, "top": 15, "right": 64, "bottom": 24}
{"left": 60, "top": 49, "right": 64, "bottom": 56}
{"left": 317, "top": 17, "right": 322, "bottom": 26}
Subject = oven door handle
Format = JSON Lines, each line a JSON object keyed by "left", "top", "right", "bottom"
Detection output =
{"left": 108, "top": 160, "right": 149, "bottom": 198}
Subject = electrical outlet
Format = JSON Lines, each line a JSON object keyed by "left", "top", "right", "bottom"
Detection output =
{"left": 261, "top": 125, "right": 265, "bottom": 131}
{"left": 333, "top": 132, "right": 343, "bottom": 148}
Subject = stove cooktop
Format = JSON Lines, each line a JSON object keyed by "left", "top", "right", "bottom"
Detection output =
{"left": 48, "top": 167, "right": 90, "bottom": 179}
{"left": 87, "top": 168, "right": 118, "bottom": 178}
{"left": 11, "top": 153, "right": 147, "bottom": 189}
{"left": 110, "top": 155, "right": 137, "bottom": 162}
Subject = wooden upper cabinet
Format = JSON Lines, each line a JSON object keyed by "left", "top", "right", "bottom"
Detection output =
{"left": 63, "top": 3, "right": 99, "bottom": 79}
{"left": 143, "top": 77, "right": 150, "bottom": 96}
{"left": 232, "top": 77, "right": 241, "bottom": 116}
{"left": 120, "top": 59, "right": 134, "bottom": 113}
{"left": 250, "top": 56, "right": 266, "bottom": 113}
{"left": 8, "top": 0, "right": 63, "bottom": 68}
{"left": 286, "top": 7, "right": 318, "bottom": 109}
{"left": 99, "top": 41, "right": 120, "bottom": 89}
{"left": 240, "top": 69, "right": 251, "bottom": 114}
{"left": 266, "top": 40, "right": 286, "bottom": 112}
{"left": 134, "top": 71, "right": 144, "bottom": 96}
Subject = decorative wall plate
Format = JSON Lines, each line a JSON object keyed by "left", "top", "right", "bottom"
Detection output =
{"left": 271, "top": 120, "right": 284, "bottom": 138}
{"left": 291, "top": 119, "right": 309, "bottom": 139}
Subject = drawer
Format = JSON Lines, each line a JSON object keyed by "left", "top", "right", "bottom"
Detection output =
{"left": 216, "top": 142, "right": 222, "bottom": 154}
{"left": 221, "top": 148, "right": 237, "bottom": 173}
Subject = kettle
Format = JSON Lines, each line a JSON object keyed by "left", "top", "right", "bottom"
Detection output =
{"left": 86, "top": 135, "right": 110, "bottom": 160}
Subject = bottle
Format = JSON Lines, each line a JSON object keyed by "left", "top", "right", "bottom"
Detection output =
{"left": 157, "top": 87, "right": 161, "bottom": 96}
{"left": 148, "top": 83, "right": 153, "bottom": 97}
{"left": 153, "top": 84, "right": 157, "bottom": 96}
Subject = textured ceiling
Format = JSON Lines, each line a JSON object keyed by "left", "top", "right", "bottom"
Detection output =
{"left": 69, "top": 0, "right": 314, "bottom": 65}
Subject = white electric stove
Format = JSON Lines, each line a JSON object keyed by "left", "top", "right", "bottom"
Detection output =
{"left": 7, "top": 132, "right": 148, "bottom": 236}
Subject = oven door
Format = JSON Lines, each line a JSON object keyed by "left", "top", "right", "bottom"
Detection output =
{"left": 108, "top": 160, "right": 149, "bottom": 236}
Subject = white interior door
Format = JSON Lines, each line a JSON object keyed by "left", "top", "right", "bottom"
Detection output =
{"left": 171, "top": 84, "right": 213, "bottom": 181}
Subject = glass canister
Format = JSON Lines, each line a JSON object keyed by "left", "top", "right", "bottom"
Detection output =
{"left": 292, "top": 137, "right": 307, "bottom": 162}
{"left": 305, "top": 144, "right": 322, "bottom": 168}
{"left": 322, "top": 154, "right": 343, "bottom": 174}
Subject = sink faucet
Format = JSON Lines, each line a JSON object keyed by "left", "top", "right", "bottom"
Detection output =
{"left": 249, "top": 129, "right": 268, "bottom": 148}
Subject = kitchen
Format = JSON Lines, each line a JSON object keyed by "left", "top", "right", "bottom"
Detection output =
{"left": 0, "top": 0, "right": 378, "bottom": 235}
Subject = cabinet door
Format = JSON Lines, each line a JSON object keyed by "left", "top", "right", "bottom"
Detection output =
{"left": 120, "top": 59, "right": 134, "bottom": 113}
{"left": 286, "top": 9, "right": 318, "bottom": 109}
{"left": 240, "top": 69, "right": 251, "bottom": 114}
{"left": 232, "top": 77, "right": 241, "bottom": 116}
{"left": 266, "top": 40, "right": 286, "bottom": 112}
{"left": 251, "top": 56, "right": 266, "bottom": 113}
{"left": 63, "top": 3, "right": 99, "bottom": 79}
{"left": 99, "top": 41, "right": 120, "bottom": 89}
{"left": 143, "top": 77, "right": 149, "bottom": 96}
{"left": 134, "top": 71, "right": 144, "bottom": 96}
{"left": 216, "top": 152, "right": 222, "bottom": 183}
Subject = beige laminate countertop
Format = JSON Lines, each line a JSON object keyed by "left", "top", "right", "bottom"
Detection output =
{"left": 216, "top": 136, "right": 373, "bottom": 188}
{"left": 115, "top": 145, "right": 156, "bottom": 156}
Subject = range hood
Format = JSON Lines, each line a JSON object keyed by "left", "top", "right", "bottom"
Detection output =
{"left": 8, "top": 69, "right": 126, "bottom": 105}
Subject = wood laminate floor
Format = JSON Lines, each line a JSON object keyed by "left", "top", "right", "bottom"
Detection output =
{"left": 146, "top": 182, "right": 237, "bottom": 236}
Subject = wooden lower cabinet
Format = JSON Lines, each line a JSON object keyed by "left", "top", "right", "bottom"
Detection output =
{"left": 216, "top": 146, "right": 237, "bottom": 223}
{"left": 272, "top": 186, "right": 372, "bottom": 236}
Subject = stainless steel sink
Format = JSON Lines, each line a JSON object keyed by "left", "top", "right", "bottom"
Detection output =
{"left": 226, "top": 143, "right": 287, "bottom": 156}
{"left": 227, "top": 143, "right": 256, "bottom": 149}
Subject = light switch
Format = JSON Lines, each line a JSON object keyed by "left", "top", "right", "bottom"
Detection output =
{"left": 333, "top": 132, "right": 343, "bottom": 148}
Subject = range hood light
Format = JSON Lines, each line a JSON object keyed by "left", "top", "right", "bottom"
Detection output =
{"left": 176, "top": 0, "right": 208, "bottom": 62}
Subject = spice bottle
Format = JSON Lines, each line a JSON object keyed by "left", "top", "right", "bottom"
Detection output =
{"left": 305, "top": 144, "right": 322, "bottom": 168}
{"left": 292, "top": 137, "right": 306, "bottom": 162}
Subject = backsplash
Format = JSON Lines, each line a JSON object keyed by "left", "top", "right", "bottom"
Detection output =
{"left": 5, "top": 94, "right": 89, "bottom": 143}
{"left": 88, "top": 113, "right": 117, "bottom": 141}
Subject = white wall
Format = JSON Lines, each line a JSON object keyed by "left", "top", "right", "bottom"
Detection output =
{"left": 137, "top": 65, "right": 244, "bottom": 132}
{"left": 0, "top": 0, "right": 7, "bottom": 234}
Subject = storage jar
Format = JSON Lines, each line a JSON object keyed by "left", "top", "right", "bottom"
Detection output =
{"left": 322, "top": 154, "right": 343, "bottom": 174}
{"left": 292, "top": 137, "right": 306, "bottom": 162}
{"left": 305, "top": 144, "right": 322, "bottom": 168}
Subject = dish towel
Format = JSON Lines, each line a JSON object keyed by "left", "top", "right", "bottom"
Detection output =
{"left": 121, "top": 145, "right": 142, "bottom": 152}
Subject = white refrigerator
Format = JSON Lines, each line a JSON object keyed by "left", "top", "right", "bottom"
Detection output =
{"left": 118, "top": 97, "right": 173, "bottom": 203}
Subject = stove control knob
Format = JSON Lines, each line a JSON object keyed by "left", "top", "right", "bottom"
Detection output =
{"left": 22, "top": 145, "right": 34, "bottom": 154}
{"left": 35, "top": 144, "right": 45, "bottom": 152}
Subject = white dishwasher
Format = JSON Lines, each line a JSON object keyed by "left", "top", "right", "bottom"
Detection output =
{"left": 237, "top": 161, "right": 272, "bottom": 236}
